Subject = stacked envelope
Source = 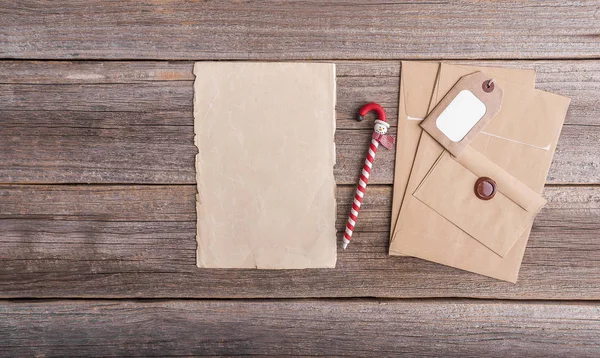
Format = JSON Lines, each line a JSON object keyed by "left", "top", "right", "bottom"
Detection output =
{"left": 389, "top": 62, "right": 570, "bottom": 282}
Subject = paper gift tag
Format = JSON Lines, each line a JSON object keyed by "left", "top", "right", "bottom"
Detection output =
{"left": 420, "top": 71, "right": 503, "bottom": 156}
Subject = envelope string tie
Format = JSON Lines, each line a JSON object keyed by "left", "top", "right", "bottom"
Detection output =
{"left": 343, "top": 103, "right": 395, "bottom": 250}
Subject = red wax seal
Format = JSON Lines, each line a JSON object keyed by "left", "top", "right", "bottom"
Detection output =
{"left": 475, "top": 177, "right": 497, "bottom": 200}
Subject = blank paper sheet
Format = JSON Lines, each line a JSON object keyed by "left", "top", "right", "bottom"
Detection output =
{"left": 193, "top": 62, "right": 337, "bottom": 269}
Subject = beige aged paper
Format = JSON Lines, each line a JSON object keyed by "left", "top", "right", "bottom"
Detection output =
{"left": 194, "top": 62, "right": 337, "bottom": 269}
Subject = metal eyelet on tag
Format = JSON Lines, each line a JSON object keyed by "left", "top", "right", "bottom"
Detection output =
{"left": 482, "top": 79, "right": 495, "bottom": 93}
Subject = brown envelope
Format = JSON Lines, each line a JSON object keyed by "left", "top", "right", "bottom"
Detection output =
{"left": 389, "top": 64, "right": 570, "bottom": 282}
{"left": 390, "top": 61, "right": 440, "bottom": 236}
{"left": 413, "top": 148, "right": 546, "bottom": 257}
{"left": 389, "top": 62, "right": 536, "bottom": 237}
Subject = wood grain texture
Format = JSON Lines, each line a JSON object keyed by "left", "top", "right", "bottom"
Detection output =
{"left": 3, "top": 60, "right": 599, "bottom": 126}
{"left": 2, "top": 1, "right": 600, "bottom": 60}
{"left": 2, "top": 2, "right": 599, "bottom": 353}
{"left": 2, "top": 299, "right": 600, "bottom": 357}
{"left": 1, "top": 60, "right": 599, "bottom": 184}
{"left": 1, "top": 184, "right": 599, "bottom": 299}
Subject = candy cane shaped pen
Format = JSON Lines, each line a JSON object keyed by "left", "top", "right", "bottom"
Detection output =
{"left": 343, "top": 103, "right": 395, "bottom": 249}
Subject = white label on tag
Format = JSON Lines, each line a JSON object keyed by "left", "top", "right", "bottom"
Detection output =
{"left": 436, "top": 90, "right": 487, "bottom": 142}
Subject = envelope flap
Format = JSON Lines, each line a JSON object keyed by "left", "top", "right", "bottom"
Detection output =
{"left": 401, "top": 61, "right": 441, "bottom": 120}
{"left": 413, "top": 149, "right": 546, "bottom": 257}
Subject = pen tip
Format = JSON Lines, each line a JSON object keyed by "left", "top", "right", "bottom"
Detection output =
{"left": 342, "top": 242, "right": 348, "bottom": 250}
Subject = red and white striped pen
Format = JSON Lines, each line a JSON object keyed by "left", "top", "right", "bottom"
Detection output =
{"left": 343, "top": 103, "right": 395, "bottom": 249}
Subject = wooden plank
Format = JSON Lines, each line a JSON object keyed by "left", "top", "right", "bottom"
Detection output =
{"left": 2, "top": 60, "right": 598, "bottom": 126}
{"left": 1, "top": 184, "right": 600, "bottom": 299}
{"left": 1, "top": 60, "right": 599, "bottom": 184}
{"left": 1, "top": 124, "right": 597, "bottom": 185}
{"left": 0, "top": 110, "right": 198, "bottom": 184}
{"left": 0, "top": 60, "right": 401, "bottom": 83}
{"left": 2, "top": 1, "right": 600, "bottom": 60}
{"left": 2, "top": 299, "right": 600, "bottom": 357}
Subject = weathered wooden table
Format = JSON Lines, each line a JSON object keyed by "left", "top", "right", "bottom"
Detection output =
{"left": 2, "top": 1, "right": 600, "bottom": 356}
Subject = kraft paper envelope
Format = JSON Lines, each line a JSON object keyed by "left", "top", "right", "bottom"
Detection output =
{"left": 390, "top": 64, "right": 570, "bottom": 282}
{"left": 194, "top": 62, "right": 337, "bottom": 269}
{"left": 390, "top": 62, "right": 536, "bottom": 237}
{"left": 413, "top": 148, "right": 546, "bottom": 257}
{"left": 390, "top": 61, "right": 440, "bottom": 236}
